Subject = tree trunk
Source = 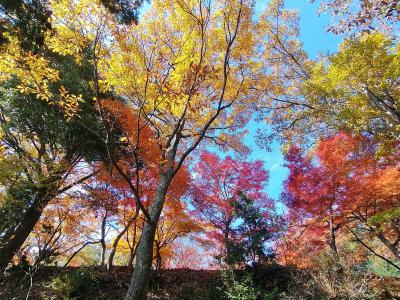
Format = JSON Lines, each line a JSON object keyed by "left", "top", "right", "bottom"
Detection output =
{"left": 224, "top": 229, "right": 230, "bottom": 253}
{"left": 108, "top": 216, "right": 137, "bottom": 273}
{"left": 328, "top": 218, "right": 341, "bottom": 270}
{"left": 128, "top": 246, "right": 136, "bottom": 268}
{"left": 125, "top": 171, "right": 173, "bottom": 300}
{"left": 377, "top": 231, "right": 400, "bottom": 261}
{"left": 154, "top": 241, "right": 162, "bottom": 270}
{"left": 100, "top": 212, "right": 108, "bottom": 272}
{"left": 128, "top": 217, "right": 140, "bottom": 269}
{"left": 107, "top": 243, "right": 117, "bottom": 273}
{"left": 222, "top": 220, "right": 232, "bottom": 264}
{"left": 0, "top": 183, "right": 59, "bottom": 271}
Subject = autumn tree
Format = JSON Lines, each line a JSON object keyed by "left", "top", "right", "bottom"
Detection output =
{"left": 0, "top": 90, "right": 104, "bottom": 270}
{"left": 254, "top": 0, "right": 315, "bottom": 147}
{"left": 0, "top": 0, "right": 125, "bottom": 270}
{"left": 163, "top": 239, "right": 209, "bottom": 269}
{"left": 303, "top": 33, "right": 400, "bottom": 145}
{"left": 76, "top": 99, "right": 194, "bottom": 273}
{"left": 284, "top": 133, "right": 373, "bottom": 266}
{"left": 1, "top": 0, "right": 277, "bottom": 297}
{"left": 284, "top": 144, "right": 345, "bottom": 266}
{"left": 190, "top": 151, "right": 273, "bottom": 265}
{"left": 275, "top": 224, "right": 327, "bottom": 267}
{"left": 84, "top": 170, "right": 122, "bottom": 271}
{"left": 35, "top": 0, "right": 265, "bottom": 297}
{"left": 0, "top": 0, "right": 147, "bottom": 270}
{"left": 21, "top": 195, "right": 99, "bottom": 267}
{"left": 343, "top": 146, "right": 400, "bottom": 268}
{"left": 256, "top": 0, "right": 399, "bottom": 151}
{"left": 89, "top": 155, "right": 193, "bottom": 272}
{"left": 284, "top": 132, "right": 400, "bottom": 270}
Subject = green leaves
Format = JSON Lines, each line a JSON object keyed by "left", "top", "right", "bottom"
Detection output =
{"left": 368, "top": 208, "right": 400, "bottom": 227}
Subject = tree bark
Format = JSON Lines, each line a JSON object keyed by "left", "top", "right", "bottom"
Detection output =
{"left": 128, "top": 246, "right": 136, "bottom": 268}
{"left": 126, "top": 220, "right": 140, "bottom": 269}
{"left": 100, "top": 212, "right": 108, "bottom": 272}
{"left": 0, "top": 182, "right": 60, "bottom": 271}
{"left": 328, "top": 218, "right": 341, "bottom": 268}
{"left": 125, "top": 171, "right": 173, "bottom": 300}
{"left": 377, "top": 231, "right": 400, "bottom": 261}
{"left": 154, "top": 241, "right": 162, "bottom": 270}
{"left": 108, "top": 215, "right": 138, "bottom": 273}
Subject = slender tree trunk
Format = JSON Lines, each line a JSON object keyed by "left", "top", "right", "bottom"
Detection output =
{"left": 154, "top": 242, "right": 162, "bottom": 270}
{"left": 0, "top": 182, "right": 59, "bottom": 271}
{"left": 223, "top": 221, "right": 232, "bottom": 264}
{"left": 125, "top": 171, "right": 173, "bottom": 300}
{"left": 128, "top": 246, "right": 136, "bottom": 268}
{"left": 156, "top": 254, "right": 162, "bottom": 270}
{"left": 107, "top": 243, "right": 118, "bottom": 273}
{"left": 108, "top": 216, "right": 137, "bottom": 273}
{"left": 127, "top": 221, "right": 139, "bottom": 269}
{"left": 224, "top": 229, "right": 230, "bottom": 252}
{"left": 328, "top": 218, "right": 341, "bottom": 271}
{"left": 100, "top": 212, "right": 108, "bottom": 272}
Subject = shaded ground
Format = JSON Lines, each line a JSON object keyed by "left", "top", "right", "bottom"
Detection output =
{"left": 1, "top": 266, "right": 224, "bottom": 300}
{"left": 0, "top": 264, "right": 290, "bottom": 300}
{"left": 1, "top": 264, "right": 400, "bottom": 299}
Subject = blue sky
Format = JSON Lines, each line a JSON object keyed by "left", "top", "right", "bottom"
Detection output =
{"left": 284, "top": 0, "right": 342, "bottom": 58}
{"left": 247, "top": 0, "right": 343, "bottom": 202}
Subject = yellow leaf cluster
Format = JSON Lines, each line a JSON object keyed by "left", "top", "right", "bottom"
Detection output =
{"left": 46, "top": 0, "right": 114, "bottom": 64}
{"left": 303, "top": 32, "right": 400, "bottom": 140}
{"left": 98, "top": 0, "right": 260, "bottom": 149}
{"left": 0, "top": 32, "right": 59, "bottom": 102}
{"left": 0, "top": 31, "right": 85, "bottom": 117}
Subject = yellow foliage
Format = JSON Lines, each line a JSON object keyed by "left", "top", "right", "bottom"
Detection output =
{"left": 97, "top": 0, "right": 259, "bottom": 150}
{"left": 303, "top": 32, "right": 400, "bottom": 141}
{"left": 0, "top": 31, "right": 86, "bottom": 117}
{"left": 0, "top": 32, "right": 59, "bottom": 102}
{"left": 0, "top": 0, "right": 262, "bottom": 150}
{"left": 46, "top": 0, "right": 114, "bottom": 64}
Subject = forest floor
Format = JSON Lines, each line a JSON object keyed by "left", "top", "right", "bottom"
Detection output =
{"left": 1, "top": 266, "right": 225, "bottom": 299}
{"left": 0, "top": 264, "right": 287, "bottom": 299}
{"left": 1, "top": 264, "right": 400, "bottom": 299}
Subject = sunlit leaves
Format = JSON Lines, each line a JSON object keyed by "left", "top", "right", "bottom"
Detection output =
{"left": 99, "top": 0, "right": 259, "bottom": 151}
{"left": 304, "top": 33, "right": 400, "bottom": 141}
{"left": 283, "top": 132, "right": 400, "bottom": 266}
{"left": 0, "top": 31, "right": 85, "bottom": 118}
{"left": 0, "top": 32, "right": 58, "bottom": 98}
{"left": 46, "top": 0, "right": 113, "bottom": 63}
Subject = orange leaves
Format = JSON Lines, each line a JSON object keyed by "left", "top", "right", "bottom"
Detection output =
{"left": 285, "top": 132, "right": 369, "bottom": 226}
{"left": 283, "top": 132, "right": 400, "bottom": 266}
{"left": 276, "top": 225, "right": 327, "bottom": 268}
{"left": 100, "top": 99, "right": 160, "bottom": 165}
